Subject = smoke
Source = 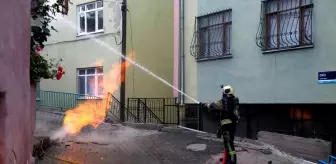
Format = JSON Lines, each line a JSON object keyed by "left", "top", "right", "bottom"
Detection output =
{"left": 50, "top": 127, "right": 68, "bottom": 140}
{"left": 67, "top": 124, "right": 158, "bottom": 144}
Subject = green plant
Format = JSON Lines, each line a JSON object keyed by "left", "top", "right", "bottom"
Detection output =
{"left": 30, "top": 0, "right": 69, "bottom": 84}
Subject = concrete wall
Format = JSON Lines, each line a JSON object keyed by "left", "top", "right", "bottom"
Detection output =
{"left": 40, "top": 0, "right": 122, "bottom": 99}
{"left": 0, "top": 0, "right": 34, "bottom": 163}
{"left": 41, "top": 35, "right": 121, "bottom": 99}
{"left": 125, "top": 0, "right": 174, "bottom": 99}
{"left": 193, "top": 0, "right": 336, "bottom": 103}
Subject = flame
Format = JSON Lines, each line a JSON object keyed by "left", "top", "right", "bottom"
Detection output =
{"left": 63, "top": 50, "right": 135, "bottom": 135}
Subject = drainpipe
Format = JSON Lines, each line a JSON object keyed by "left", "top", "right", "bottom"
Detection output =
{"left": 120, "top": 0, "right": 127, "bottom": 122}
{"left": 179, "top": 0, "right": 185, "bottom": 105}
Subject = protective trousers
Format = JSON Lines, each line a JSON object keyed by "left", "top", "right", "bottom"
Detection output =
{"left": 221, "top": 119, "right": 237, "bottom": 164}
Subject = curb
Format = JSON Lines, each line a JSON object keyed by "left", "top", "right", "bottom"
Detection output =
{"left": 121, "top": 122, "right": 166, "bottom": 131}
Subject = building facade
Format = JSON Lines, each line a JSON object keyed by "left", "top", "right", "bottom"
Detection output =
{"left": 180, "top": 0, "right": 336, "bottom": 153}
{"left": 40, "top": 0, "right": 175, "bottom": 102}
{"left": 40, "top": 0, "right": 123, "bottom": 99}
{"left": 186, "top": 0, "right": 336, "bottom": 104}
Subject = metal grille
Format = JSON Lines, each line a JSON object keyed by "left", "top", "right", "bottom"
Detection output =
{"left": 106, "top": 93, "right": 139, "bottom": 123}
{"left": 190, "top": 9, "right": 232, "bottom": 60}
{"left": 256, "top": 0, "right": 313, "bottom": 51}
{"left": 127, "top": 98, "right": 180, "bottom": 124}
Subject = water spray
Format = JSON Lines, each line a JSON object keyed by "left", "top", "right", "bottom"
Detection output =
{"left": 58, "top": 17, "right": 200, "bottom": 104}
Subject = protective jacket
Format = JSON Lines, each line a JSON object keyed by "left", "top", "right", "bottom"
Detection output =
{"left": 208, "top": 95, "right": 240, "bottom": 125}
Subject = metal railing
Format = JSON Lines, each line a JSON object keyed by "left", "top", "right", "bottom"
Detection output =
{"left": 127, "top": 98, "right": 180, "bottom": 124}
{"left": 36, "top": 90, "right": 139, "bottom": 123}
{"left": 106, "top": 93, "right": 139, "bottom": 123}
{"left": 256, "top": 0, "right": 313, "bottom": 51}
{"left": 36, "top": 90, "right": 101, "bottom": 111}
{"left": 190, "top": 9, "right": 232, "bottom": 60}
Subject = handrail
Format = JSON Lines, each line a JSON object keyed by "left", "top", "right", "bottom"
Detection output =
{"left": 107, "top": 92, "right": 141, "bottom": 122}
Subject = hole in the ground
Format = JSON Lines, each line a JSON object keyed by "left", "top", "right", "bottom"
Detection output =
{"left": 186, "top": 143, "right": 207, "bottom": 151}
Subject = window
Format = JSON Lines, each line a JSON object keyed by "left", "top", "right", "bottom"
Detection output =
{"left": 191, "top": 9, "right": 232, "bottom": 60}
{"left": 77, "top": 1, "right": 104, "bottom": 35}
{"left": 256, "top": 0, "right": 313, "bottom": 51}
{"left": 62, "top": 0, "right": 69, "bottom": 15}
{"left": 77, "top": 67, "right": 104, "bottom": 98}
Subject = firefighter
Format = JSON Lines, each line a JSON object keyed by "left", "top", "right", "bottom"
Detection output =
{"left": 200, "top": 85, "right": 240, "bottom": 164}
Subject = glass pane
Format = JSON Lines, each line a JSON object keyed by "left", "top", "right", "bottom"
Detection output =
{"left": 98, "top": 75, "right": 104, "bottom": 96}
{"left": 79, "top": 14, "right": 85, "bottom": 33}
{"left": 279, "top": 9, "right": 300, "bottom": 47}
{"left": 201, "top": 30, "right": 209, "bottom": 57}
{"left": 78, "top": 69, "right": 85, "bottom": 75}
{"left": 97, "top": 1, "right": 103, "bottom": 8}
{"left": 303, "top": 8, "right": 313, "bottom": 44}
{"left": 209, "top": 26, "right": 223, "bottom": 57}
{"left": 267, "top": 15, "right": 278, "bottom": 49}
{"left": 78, "top": 76, "right": 85, "bottom": 94}
{"left": 96, "top": 66, "right": 103, "bottom": 74}
{"left": 209, "top": 14, "right": 221, "bottom": 26}
{"left": 225, "top": 24, "right": 232, "bottom": 54}
{"left": 86, "top": 11, "right": 96, "bottom": 32}
{"left": 199, "top": 17, "right": 208, "bottom": 28}
{"left": 98, "top": 10, "right": 103, "bottom": 30}
{"left": 266, "top": 0, "right": 278, "bottom": 13}
{"left": 87, "top": 68, "right": 95, "bottom": 74}
{"left": 80, "top": 5, "right": 85, "bottom": 12}
{"left": 86, "top": 76, "right": 95, "bottom": 96}
{"left": 86, "top": 3, "right": 95, "bottom": 10}
{"left": 223, "top": 11, "right": 231, "bottom": 22}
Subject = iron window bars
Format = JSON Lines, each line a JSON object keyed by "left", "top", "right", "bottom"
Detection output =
{"left": 191, "top": 9, "right": 232, "bottom": 60}
{"left": 256, "top": 0, "right": 313, "bottom": 51}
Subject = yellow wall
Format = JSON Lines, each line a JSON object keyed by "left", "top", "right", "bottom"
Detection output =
{"left": 183, "top": 0, "right": 198, "bottom": 103}
{"left": 125, "top": 0, "right": 174, "bottom": 99}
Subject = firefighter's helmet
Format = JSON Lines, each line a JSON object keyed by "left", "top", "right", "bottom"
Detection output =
{"left": 220, "top": 85, "right": 234, "bottom": 96}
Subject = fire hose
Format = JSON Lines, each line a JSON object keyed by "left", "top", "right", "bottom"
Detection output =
{"left": 35, "top": 136, "right": 81, "bottom": 164}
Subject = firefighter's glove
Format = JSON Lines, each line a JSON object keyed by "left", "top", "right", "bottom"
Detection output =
{"left": 199, "top": 102, "right": 207, "bottom": 108}
{"left": 199, "top": 102, "right": 211, "bottom": 112}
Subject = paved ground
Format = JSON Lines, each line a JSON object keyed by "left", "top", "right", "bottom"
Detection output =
{"left": 35, "top": 109, "right": 315, "bottom": 164}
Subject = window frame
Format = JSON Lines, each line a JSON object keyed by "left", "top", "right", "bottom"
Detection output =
{"left": 77, "top": 1, "right": 104, "bottom": 36}
{"left": 263, "top": 0, "right": 314, "bottom": 51}
{"left": 77, "top": 67, "right": 104, "bottom": 99}
{"left": 196, "top": 9, "right": 232, "bottom": 61}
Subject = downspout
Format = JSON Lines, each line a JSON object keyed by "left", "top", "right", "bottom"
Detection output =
{"left": 179, "top": 0, "right": 185, "bottom": 104}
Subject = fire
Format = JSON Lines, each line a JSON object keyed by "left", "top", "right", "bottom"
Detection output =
{"left": 63, "top": 50, "right": 135, "bottom": 135}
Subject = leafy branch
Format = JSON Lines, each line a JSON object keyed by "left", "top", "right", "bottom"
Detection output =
{"left": 30, "top": 0, "right": 69, "bottom": 84}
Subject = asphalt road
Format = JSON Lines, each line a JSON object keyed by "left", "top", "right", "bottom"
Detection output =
{"left": 35, "top": 109, "right": 313, "bottom": 164}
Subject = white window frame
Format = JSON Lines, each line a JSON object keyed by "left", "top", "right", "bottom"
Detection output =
{"left": 77, "top": 67, "right": 104, "bottom": 98}
{"left": 77, "top": 1, "right": 104, "bottom": 36}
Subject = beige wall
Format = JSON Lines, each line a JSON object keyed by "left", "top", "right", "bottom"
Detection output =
{"left": 47, "top": 0, "right": 122, "bottom": 44}
{"left": 183, "top": 0, "right": 198, "bottom": 103}
{"left": 125, "top": 0, "right": 174, "bottom": 99}
{"left": 40, "top": 0, "right": 122, "bottom": 99}
{"left": 40, "top": 35, "right": 121, "bottom": 99}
